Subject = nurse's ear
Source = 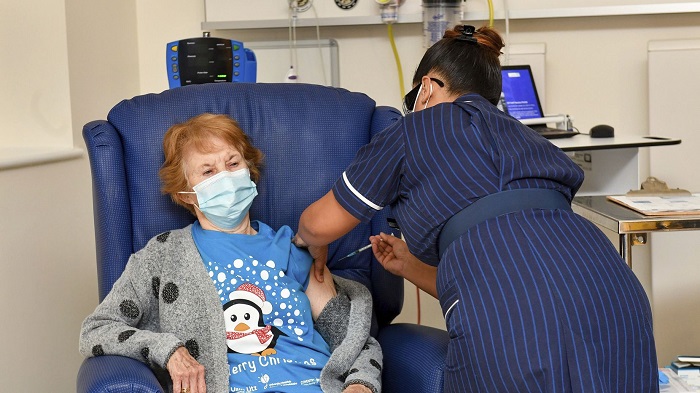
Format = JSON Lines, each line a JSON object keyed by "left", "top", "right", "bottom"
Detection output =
{"left": 418, "top": 76, "right": 459, "bottom": 108}
{"left": 416, "top": 76, "right": 434, "bottom": 109}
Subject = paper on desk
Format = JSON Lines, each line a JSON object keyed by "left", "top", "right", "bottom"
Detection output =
{"left": 607, "top": 194, "right": 700, "bottom": 216}
{"left": 660, "top": 368, "right": 699, "bottom": 392}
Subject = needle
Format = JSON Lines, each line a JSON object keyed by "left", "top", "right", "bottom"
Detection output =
{"left": 337, "top": 243, "right": 373, "bottom": 261}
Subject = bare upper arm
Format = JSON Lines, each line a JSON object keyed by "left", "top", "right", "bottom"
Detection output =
{"left": 305, "top": 264, "right": 337, "bottom": 321}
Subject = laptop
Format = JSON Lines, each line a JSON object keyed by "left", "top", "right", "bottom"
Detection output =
{"left": 500, "top": 65, "right": 578, "bottom": 139}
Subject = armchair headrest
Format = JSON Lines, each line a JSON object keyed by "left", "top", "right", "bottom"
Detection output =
{"left": 108, "top": 83, "right": 376, "bottom": 253}
{"left": 86, "top": 82, "right": 404, "bottom": 328}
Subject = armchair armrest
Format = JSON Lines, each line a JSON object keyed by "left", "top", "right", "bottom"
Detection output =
{"left": 378, "top": 323, "right": 449, "bottom": 393}
{"left": 77, "top": 356, "right": 164, "bottom": 393}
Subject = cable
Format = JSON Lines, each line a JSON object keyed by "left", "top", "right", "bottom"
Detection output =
{"left": 382, "top": 3, "right": 414, "bottom": 323}
{"left": 385, "top": 8, "right": 414, "bottom": 323}
{"left": 487, "top": 0, "right": 494, "bottom": 28}
{"left": 387, "top": 23, "right": 406, "bottom": 99}
{"left": 503, "top": 0, "right": 511, "bottom": 65}
{"left": 415, "top": 286, "right": 422, "bottom": 325}
{"left": 292, "top": 11, "right": 298, "bottom": 69}
{"left": 287, "top": 4, "right": 298, "bottom": 78}
{"left": 310, "top": 3, "right": 328, "bottom": 85}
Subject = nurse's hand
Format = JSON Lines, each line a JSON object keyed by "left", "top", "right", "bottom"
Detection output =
{"left": 309, "top": 244, "right": 329, "bottom": 282}
{"left": 370, "top": 232, "right": 415, "bottom": 277}
{"left": 167, "top": 346, "right": 206, "bottom": 393}
{"left": 293, "top": 234, "right": 328, "bottom": 282}
{"left": 371, "top": 232, "right": 438, "bottom": 298}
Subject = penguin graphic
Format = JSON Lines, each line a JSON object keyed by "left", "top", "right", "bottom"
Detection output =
{"left": 223, "top": 283, "right": 287, "bottom": 356}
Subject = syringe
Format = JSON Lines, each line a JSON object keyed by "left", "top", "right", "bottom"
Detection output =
{"left": 337, "top": 217, "right": 399, "bottom": 261}
{"left": 337, "top": 243, "right": 373, "bottom": 261}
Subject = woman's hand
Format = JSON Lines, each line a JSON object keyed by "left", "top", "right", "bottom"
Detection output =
{"left": 343, "top": 384, "right": 373, "bottom": 393}
{"left": 371, "top": 232, "right": 438, "bottom": 298}
{"left": 167, "top": 346, "right": 206, "bottom": 393}
{"left": 370, "top": 232, "right": 416, "bottom": 277}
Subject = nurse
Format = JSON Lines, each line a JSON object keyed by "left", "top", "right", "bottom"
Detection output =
{"left": 294, "top": 25, "right": 658, "bottom": 392}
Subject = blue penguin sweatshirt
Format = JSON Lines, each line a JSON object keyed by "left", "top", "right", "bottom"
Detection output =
{"left": 79, "top": 224, "right": 382, "bottom": 393}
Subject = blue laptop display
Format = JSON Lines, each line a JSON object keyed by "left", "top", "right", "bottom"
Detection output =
{"left": 500, "top": 65, "right": 578, "bottom": 139}
{"left": 501, "top": 65, "right": 545, "bottom": 120}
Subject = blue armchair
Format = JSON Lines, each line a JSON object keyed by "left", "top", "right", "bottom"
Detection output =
{"left": 78, "top": 83, "right": 448, "bottom": 392}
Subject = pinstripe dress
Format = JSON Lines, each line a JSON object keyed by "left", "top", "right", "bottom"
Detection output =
{"left": 331, "top": 94, "right": 658, "bottom": 392}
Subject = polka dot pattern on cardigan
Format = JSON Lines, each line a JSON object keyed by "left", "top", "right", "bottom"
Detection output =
{"left": 118, "top": 330, "right": 136, "bottom": 342}
{"left": 140, "top": 347, "right": 150, "bottom": 362}
{"left": 92, "top": 345, "right": 104, "bottom": 357}
{"left": 156, "top": 231, "right": 170, "bottom": 242}
{"left": 119, "top": 300, "right": 140, "bottom": 319}
{"left": 161, "top": 282, "right": 179, "bottom": 303}
{"left": 185, "top": 339, "right": 200, "bottom": 360}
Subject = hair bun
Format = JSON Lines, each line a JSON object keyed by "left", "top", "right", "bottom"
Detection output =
{"left": 474, "top": 26, "right": 505, "bottom": 57}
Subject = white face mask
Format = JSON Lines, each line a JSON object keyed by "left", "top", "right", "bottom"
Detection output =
{"left": 179, "top": 168, "right": 258, "bottom": 230}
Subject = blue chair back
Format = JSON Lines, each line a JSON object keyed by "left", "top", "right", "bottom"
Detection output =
{"left": 83, "top": 82, "right": 403, "bottom": 330}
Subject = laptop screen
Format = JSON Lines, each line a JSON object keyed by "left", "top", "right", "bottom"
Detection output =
{"left": 501, "top": 65, "right": 544, "bottom": 120}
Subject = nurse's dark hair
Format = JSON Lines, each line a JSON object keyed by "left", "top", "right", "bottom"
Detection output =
{"left": 412, "top": 25, "right": 504, "bottom": 105}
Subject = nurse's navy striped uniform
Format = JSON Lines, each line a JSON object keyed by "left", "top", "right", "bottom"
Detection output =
{"left": 331, "top": 94, "right": 658, "bottom": 392}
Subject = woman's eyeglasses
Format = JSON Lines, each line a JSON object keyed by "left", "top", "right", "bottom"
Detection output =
{"left": 402, "top": 78, "right": 444, "bottom": 115}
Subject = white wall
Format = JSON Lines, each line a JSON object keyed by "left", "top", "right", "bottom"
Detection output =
{"left": 2, "top": 1, "right": 700, "bottom": 390}
{"left": 648, "top": 40, "right": 700, "bottom": 367}
{"left": 0, "top": 0, "right": 139, "bottom": 391}
{"left": 0, "top": 0, "right": 72, "bottom": 149}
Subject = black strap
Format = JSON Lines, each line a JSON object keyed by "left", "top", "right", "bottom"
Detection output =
{"left": 438, "top": 189, "right": 572, "bottom": 259}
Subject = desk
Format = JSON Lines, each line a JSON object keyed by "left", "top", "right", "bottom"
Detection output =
{"left": 550, "top": 135, "right": 681, "bottom": 196}
{"left": 572, "top": 195, "right": 700, "bottom": 267}
{"left": 550, "top": 135, "right": 681, "bottom": 195}
{"left": 550, "top": 134, "right": 680, "bottom": 152}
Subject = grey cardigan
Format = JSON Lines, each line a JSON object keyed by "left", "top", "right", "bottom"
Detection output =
{"left": 79, "top": 225, "right": 382, "bottom": 393}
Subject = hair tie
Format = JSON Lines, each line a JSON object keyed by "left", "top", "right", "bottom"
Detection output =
{"left": 456, "top": 25, "right": 478, "bottom": 43}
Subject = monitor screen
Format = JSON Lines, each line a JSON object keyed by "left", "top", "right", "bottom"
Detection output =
{"left": 177, "top": 38, "right": 233, "bottom": 85}
{"left": 501, "top": 66, "right": 544, "bottom": 120}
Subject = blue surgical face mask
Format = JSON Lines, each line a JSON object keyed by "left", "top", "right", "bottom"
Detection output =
{"left": 181, "top": 168, "right": 258, "bottom": 230}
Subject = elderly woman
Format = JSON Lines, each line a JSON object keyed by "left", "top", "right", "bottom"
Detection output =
{"left": 80, "top": 114, "right": 382, "bottom": 393}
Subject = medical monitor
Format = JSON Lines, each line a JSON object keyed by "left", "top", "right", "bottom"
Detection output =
{"left": 166, "top": 37, "right": 257, "bottom": 89}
